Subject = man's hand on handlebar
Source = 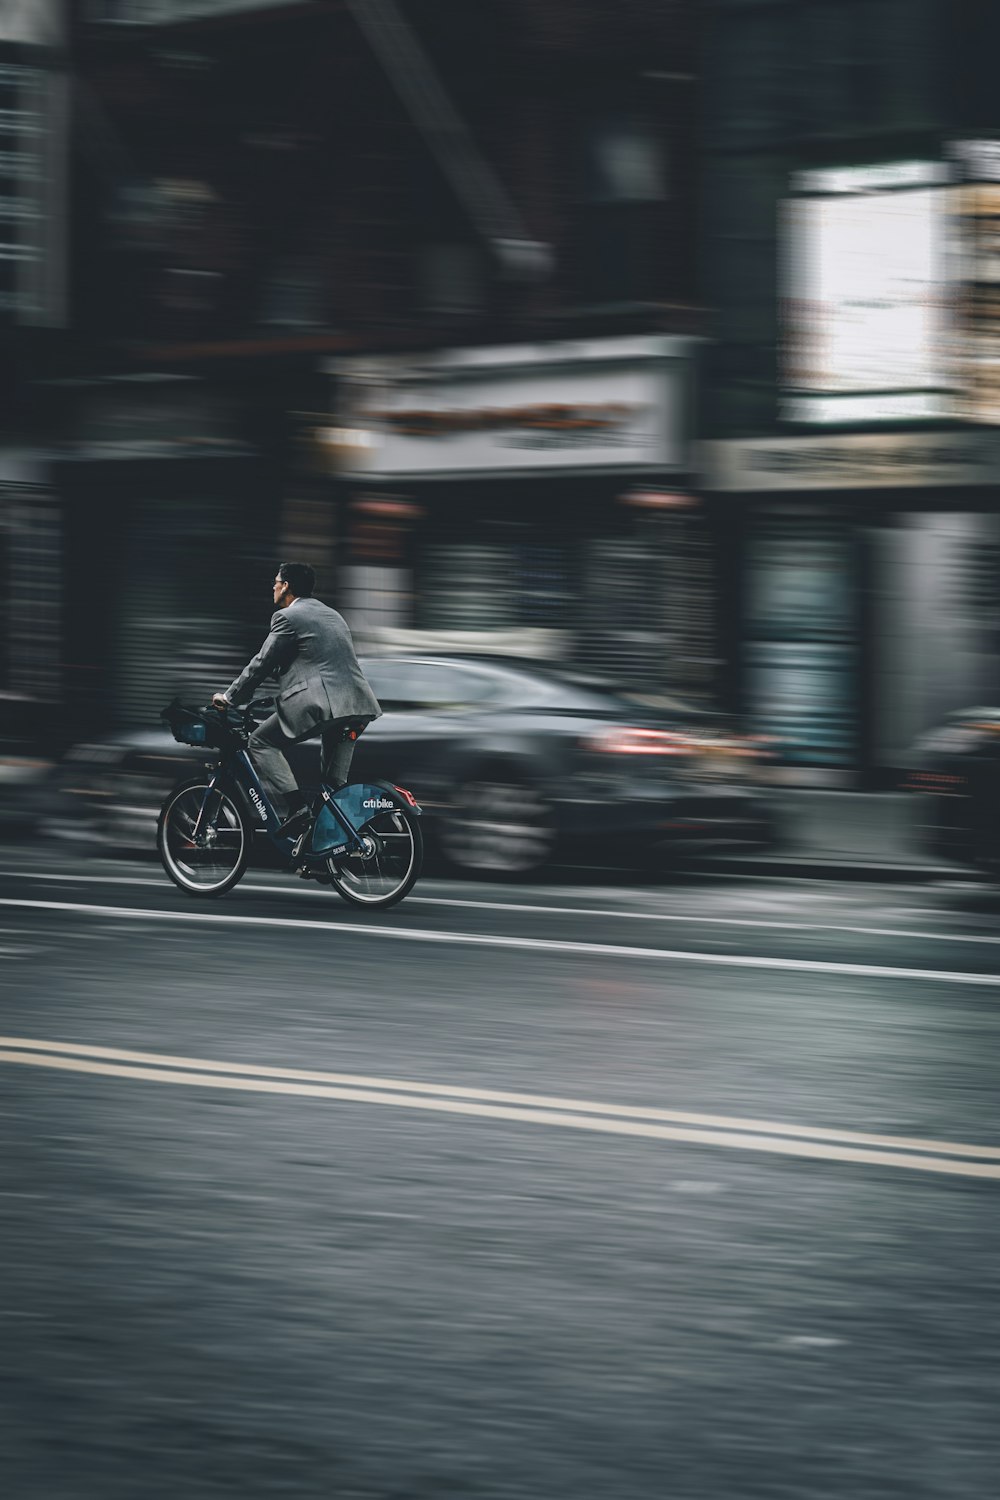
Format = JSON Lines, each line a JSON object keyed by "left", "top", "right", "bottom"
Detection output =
{"left": 211, "top": 693, "right": 230, "bottom": 710}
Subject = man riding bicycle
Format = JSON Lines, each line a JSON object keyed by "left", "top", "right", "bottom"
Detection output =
{"left": 213, "top": 561, "right": 381, "bottom": 837}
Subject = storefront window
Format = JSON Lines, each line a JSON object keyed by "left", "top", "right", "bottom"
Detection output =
{"left": 746, "top": 511, "right": 857, "bottom": 771}
{"left": 870, "top": 513, "right": 1000, "bottom": 765}
{"left": 0, "top": 529, "right": 9, "bottom": 689}
{"left": 418, "top": 536, "right": 573, "bottom": 635}
{"left": 574, "top": 105, "right": 666, "bottom": 304}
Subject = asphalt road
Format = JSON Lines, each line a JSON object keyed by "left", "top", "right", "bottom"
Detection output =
{"left": 3, "top": 844, "right": 1000, "bottom": 1499}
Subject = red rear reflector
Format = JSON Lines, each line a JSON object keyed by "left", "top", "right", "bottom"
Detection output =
{"left": 393, "top": 784, "right": 418, "bottom": 806}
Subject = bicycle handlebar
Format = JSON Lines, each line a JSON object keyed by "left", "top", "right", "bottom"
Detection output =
{"left": 202, "top": 698, "right": 272, "bottom": 720}
{"left": 204, "top": 701, "right": 273, "bottom": 745}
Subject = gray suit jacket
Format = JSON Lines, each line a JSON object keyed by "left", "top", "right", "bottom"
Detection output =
{"left": 225, "top": 597, "right": 381, "bottom": 739}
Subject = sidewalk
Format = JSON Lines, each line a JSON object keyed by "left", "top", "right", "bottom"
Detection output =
{"left": 710, "top": 789, "right": 971, "bottom": 882}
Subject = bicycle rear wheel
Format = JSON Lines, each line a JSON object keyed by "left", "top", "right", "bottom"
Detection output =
{"left": 158, "top": 779, "right": 250, "bottom": 896}
{"left": 328, "top": 807, "right": 423, "bottom": 909}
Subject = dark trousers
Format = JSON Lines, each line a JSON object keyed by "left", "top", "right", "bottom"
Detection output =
{"left": 248, "top": 714, "right": 370, "bottom": 812}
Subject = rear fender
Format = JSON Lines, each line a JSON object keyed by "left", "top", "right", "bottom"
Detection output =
{"left": 310, "top": 780, "right": 422, "bottom": 858}
{"left": 367, "top": 778, "right": 422, "bottom": 816}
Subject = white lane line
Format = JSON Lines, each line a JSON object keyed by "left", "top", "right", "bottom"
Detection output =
{"left": 4, "top": 1034, "right": 998, "bottom": 1161}
{"left": 3, "top": 870, "right": 998, "bottom": 948}
{"left": 2, "top": 1047, "right": 998, "bottom": 1180}
{"left": 2, "top": 896, "right": 998, "bottom": 987}
{"left": 412, "top": 897, "right": 1000, "bottom": 947}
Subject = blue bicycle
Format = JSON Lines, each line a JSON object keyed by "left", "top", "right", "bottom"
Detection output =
{"left": 157, "top": 699, "right": 423, "bottom": 909}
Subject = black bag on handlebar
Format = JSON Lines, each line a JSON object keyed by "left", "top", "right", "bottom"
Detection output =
{"left": 161, "top": 700, "right": 231, "bottom": 749}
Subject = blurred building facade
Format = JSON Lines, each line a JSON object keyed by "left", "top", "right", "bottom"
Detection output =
{"left": 24, "top": 0, "right": 1000, "bottom": 766}
{"left": 308, "top": 0, "right": 711, "bottom": 702}
{"left": 0, "top": 1, "right": 68, "bottom": 738}
{"left": 0, "top": 0, "right": 713, "bottom": 739}
{"left": 701, "top": 0, "right": 1000, "bottom": 785}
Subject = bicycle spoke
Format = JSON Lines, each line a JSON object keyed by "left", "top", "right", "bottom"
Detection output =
{"left": 329, "top": 809, "right": 418, "bottom": 905}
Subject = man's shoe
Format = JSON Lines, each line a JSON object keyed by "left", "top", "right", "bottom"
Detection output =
{"left": 276, "top": 806, "right": 311, "bottom": 838}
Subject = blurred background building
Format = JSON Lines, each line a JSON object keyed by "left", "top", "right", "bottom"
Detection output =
{"left": 3, "top": 0, "right": 707, "bottom": 746}
{"left": 0, "top": 0, "right": 68, "bottom": 743}
{"left": 3, "top": 0, "right": 1000, "bottom": 788}
{"left": 701, "top": 0, "right": 1000, "bottom": 786}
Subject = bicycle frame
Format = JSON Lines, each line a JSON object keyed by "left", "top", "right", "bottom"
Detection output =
{"left": 193, "top": 733, "right": 417, "bottom": 869}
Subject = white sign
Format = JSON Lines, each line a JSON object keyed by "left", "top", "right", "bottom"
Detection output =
{"left": 332, "top": 338, "right": 692, "bottom": 479}
{"left": 781, "top": 164, "right": 954, "bottom": 424}
{"left": 703, "top": 432, "right": 997, "bottom": 492}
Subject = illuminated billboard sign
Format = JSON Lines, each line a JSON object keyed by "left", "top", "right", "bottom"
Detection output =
{"left": 781, "top": 162, "right": 954, "bottom": 425}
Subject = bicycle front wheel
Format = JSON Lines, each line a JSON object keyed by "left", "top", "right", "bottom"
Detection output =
{"left": 328, "top": 807, "right": 423, "bottom": 910}
{"left": 158, "top": 779, "right": 250, "bottom": 897}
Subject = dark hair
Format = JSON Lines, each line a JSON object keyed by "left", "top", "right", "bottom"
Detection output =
{"left": 277, "top": 561, "right": 315, "bottom": 597}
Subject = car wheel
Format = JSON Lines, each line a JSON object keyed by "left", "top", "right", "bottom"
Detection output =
{"left": 440, "top": 775, "right": 556, "bottom": 877}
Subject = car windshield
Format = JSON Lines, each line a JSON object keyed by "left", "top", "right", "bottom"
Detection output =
{"left": 524, "top": 675, "right": 712, "bottom": 722}
{"left": 362, "top": 656, "right": 711, "bottom": 722}
{"left": 363, "top": 659, "right": 502, "bottom": 711}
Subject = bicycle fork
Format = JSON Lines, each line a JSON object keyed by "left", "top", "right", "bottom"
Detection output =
{"left": 191, "top": 776, "right": 225, "bottom": 845}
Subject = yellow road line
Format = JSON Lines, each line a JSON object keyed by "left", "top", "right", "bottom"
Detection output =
{"left": 2, "top": 1042, "right": 998, "bottom": 1180}
{"left": 3, "top": 1034, "right": 999, "bottom": 1161}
